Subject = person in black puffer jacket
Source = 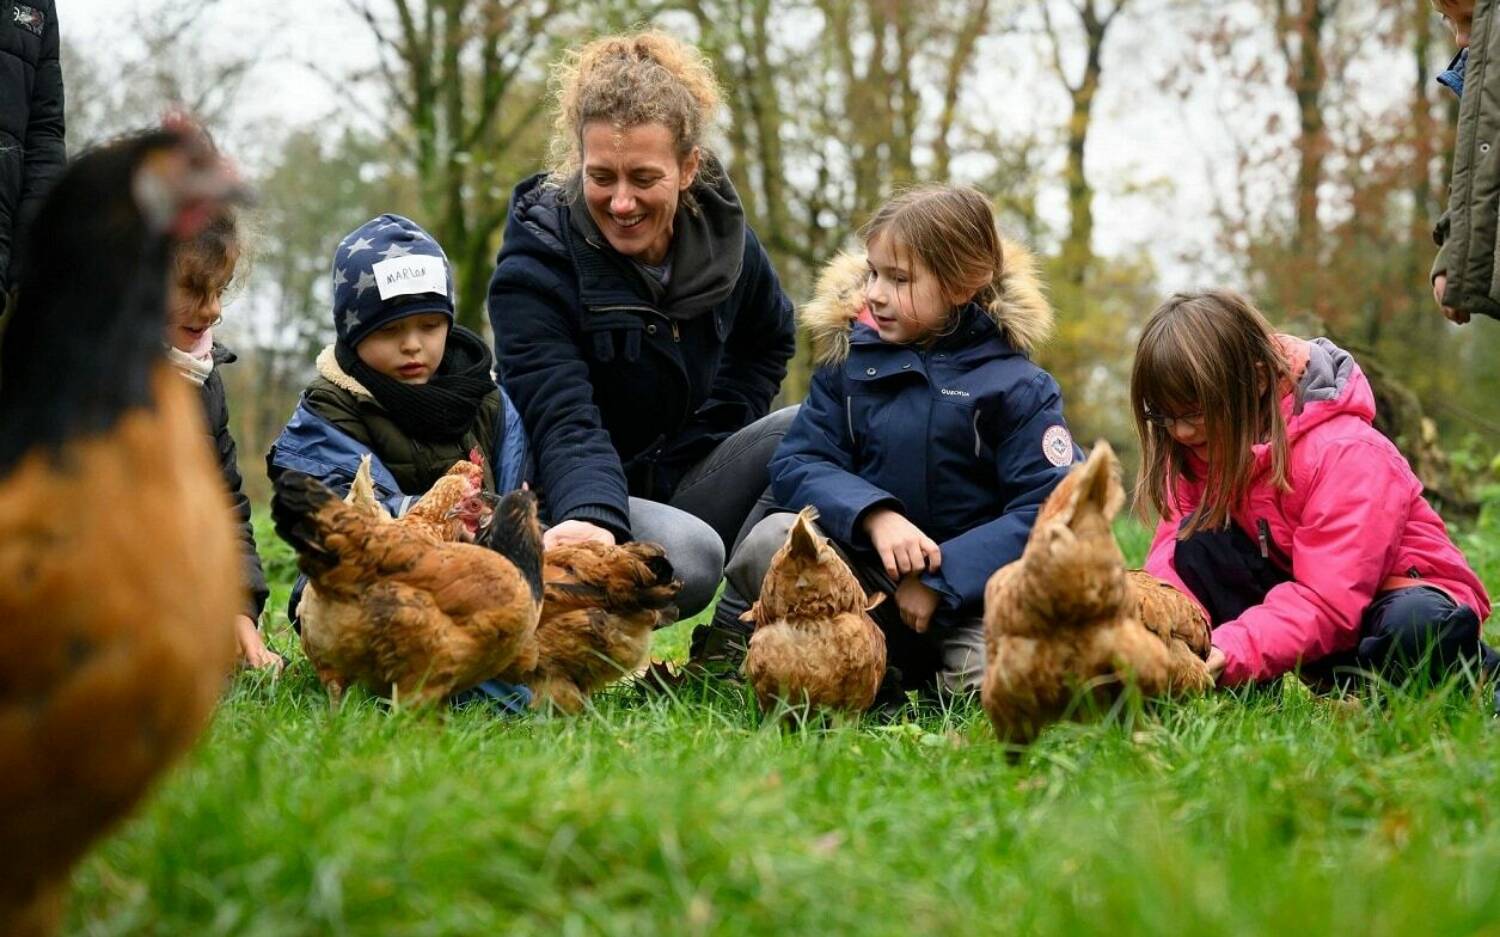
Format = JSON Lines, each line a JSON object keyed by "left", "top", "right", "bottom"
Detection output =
{"left": 165, "top": 209, "right": 280, "bottom": 673}
{"left": 0, "top": 0, "right": 64, "bottom": 295}
{"left": 488, "top": 31, "right": 797, "bottom": 647}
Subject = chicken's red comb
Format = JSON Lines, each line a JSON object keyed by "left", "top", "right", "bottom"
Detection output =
{"left": 468, "top": 447, "right": 485, "bottom": 467}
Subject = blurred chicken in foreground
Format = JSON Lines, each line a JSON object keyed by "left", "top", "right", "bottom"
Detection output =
{"left": 0, "top": 122, "right": 248, "bottom": 937}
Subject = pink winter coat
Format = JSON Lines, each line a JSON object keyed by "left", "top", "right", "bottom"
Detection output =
{"left": 1145, "top": 336, "right": 1491, "bottom": 686}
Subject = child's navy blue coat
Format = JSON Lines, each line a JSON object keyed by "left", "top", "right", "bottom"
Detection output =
{"left": 770, "top": 249, "right": 1079, "bottom": 614}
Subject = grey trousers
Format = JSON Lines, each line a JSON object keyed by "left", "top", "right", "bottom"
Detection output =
{"left": 628, "top": 497, "right": 724, "bottom": 619}
{"left": 629, "top": 406, "right": 801, "bottom": 619}
{"left": 728, "top": 511, "right": 986, "bottom": 694}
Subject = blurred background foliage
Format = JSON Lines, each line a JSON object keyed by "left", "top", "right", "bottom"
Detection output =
{"left": 61, "top": 0, "right": 1500, "bottom": 505}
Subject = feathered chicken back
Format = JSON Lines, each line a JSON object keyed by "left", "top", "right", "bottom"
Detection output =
{"left": 743, "top": 509, "right": 888, "bottom": 716}
{"left": 274, "top": 473, "right": 543, "bottom": 706}
{"left": 981, "top": 441, "right": 1212, "bottom": 744}
{"left": 0, "top": 126, "right": 244, "bottom": 937}
{"left": 507, "top": 540, "right": 682, "bottom": 713}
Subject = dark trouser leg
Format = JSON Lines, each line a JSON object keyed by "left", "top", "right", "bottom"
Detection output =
{"left": 1305, "top": 586, "right": 1484, "bottom": 689}
{"left": 834, "top": 545, "right": 936, "bottom": 689}
{"left": 1172, "top": 521, "right": 1292, "bottom": 626}
{"left": 669, "top": 405, "right": 800, "bottom": 551}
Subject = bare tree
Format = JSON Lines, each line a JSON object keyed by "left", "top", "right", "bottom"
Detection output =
{"left": 63, "top": 1, "right": 257, "bottom": 151}
{"left": 345, "top": 0, "right": 570, "bottom": 332}
{"left": 1039, "top": 0, "right": 1130, "bottom": 289}
{"left": 1272, "top": 0, "right": 1341, "bottom": 257}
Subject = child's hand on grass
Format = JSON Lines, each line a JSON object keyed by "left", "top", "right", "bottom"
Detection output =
{"left": 1206, "top": 646, "right": 1226, "bottom": 683}
{"left": 862, "top": 508, "right": 941, "bottom": 580}
{"left": 235, "top": 614, "right": 285, "bottom": 674}
{"left": 895, "top": 575, "right": 940, "bottom": 634}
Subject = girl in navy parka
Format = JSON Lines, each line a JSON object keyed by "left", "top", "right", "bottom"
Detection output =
{"left": 728, "top": 185, "right": 1079, "bottom": 694}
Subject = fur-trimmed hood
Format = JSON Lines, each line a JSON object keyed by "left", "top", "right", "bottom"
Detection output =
{"left": 314, "top": 344, "right": 373, "bottom": 399}
{"left": 801, "top": 237, "right": 1052, "bottom": 366}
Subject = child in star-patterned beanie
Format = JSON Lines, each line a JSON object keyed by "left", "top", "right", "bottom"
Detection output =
{"left": 332, "top": 214, "right": 455, "bottom": 352}
{"left": 266, "top": 214, "right": 533, "bottom": 710}
{"left": 268, "top": 212, "right": 529, "bottom": 522}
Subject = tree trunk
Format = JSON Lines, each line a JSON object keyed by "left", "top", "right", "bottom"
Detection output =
{"left": 1275, "top": 0, "right": 1333, "bottom": 258}
{"left": 1044, "top": 0, "right": 1126, "bottom": 290}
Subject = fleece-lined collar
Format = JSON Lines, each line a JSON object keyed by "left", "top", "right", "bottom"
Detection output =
{"left": 800, "top": 237, "right": 1053, "bottom": 365}
{"left": 315, "top": 345, "right": 373, "bottom": 399}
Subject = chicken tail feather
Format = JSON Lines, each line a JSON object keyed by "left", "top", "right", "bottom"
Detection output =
{"left": 271, "top": 471, "right": 343, "bottom": 576}
{"left": 484, "top": 488, "right": 543, "bottom": 603}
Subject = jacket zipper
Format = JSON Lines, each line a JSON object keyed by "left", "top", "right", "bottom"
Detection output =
{"left": 589, "top": 303, "right": 691, "bottom": 436}
{"left": 973, "top": 410, "right": 982, "bottom": 458}
{"left": 1256, "top": 518, "right": 1292, "bottom": 570}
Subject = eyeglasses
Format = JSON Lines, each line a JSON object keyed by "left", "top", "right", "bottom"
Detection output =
{"left": 1143, "top": 408, "right": 1205, "bottom": 432}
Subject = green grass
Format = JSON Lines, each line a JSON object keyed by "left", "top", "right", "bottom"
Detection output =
{"left": 65, "top": 504, "right": 1500, "bottom": 936}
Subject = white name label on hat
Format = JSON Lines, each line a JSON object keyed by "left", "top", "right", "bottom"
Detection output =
{"left": 372, "top": 255, "right": 448, "bottom": 301}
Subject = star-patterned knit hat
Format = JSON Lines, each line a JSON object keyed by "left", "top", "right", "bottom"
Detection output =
{"left": 331, "top": 214, "right": 455, "bottom": 348}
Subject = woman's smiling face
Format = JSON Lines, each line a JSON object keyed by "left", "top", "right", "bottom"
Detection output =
{"left": 580, "top": 121, "right": 700, "bottom": 266}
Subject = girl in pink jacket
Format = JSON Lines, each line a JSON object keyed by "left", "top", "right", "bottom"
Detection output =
{"left": 1133, "top": 290, "right": 1495, "bottom": 689}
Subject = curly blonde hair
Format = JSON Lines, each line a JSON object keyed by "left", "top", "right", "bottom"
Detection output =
{"left": 546, "top": 31, "right": 722, "bottom": 197}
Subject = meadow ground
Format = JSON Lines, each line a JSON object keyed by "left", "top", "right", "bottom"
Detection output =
{"left": 66, "top": 503, "right": 1500, "bottom": 936}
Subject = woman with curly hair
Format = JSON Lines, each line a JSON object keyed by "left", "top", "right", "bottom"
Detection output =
{"left": 488, "top": 31, "right": 797, "bottom": 655}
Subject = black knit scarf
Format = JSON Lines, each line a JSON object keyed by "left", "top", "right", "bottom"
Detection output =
{"left": 334, "top": 324, "right": 495, "bottom": 442}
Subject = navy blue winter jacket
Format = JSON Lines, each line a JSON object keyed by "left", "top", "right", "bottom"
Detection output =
{"left": 487, "top": 171, "right": 796, "bottom": 540}
{"left": 770, "top": 249, "right": 1079, "bottom": 614}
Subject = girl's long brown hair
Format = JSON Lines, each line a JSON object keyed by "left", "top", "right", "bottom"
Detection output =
{"left": 1131, "top": 290, "right": 1292, "bottom": 537}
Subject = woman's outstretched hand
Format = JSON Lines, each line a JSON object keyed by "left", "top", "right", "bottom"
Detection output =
{"left": 543, "top": 519, "right": 618, "bottom": 550}
{"left": 862, "top": 507, "right": 941, "bottom": 581}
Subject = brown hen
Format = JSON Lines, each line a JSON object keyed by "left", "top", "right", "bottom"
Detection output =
{"left": 982, "top": 441, "right": 1212, "bottom": 745}
{"left": 506, "top": 541, "right": 681, "bottom": 713}
{"left": 273, "top": 474, "right": 543, "bottom": 706}
{"left": 0, "top": 128, "right": 245, "bottom": 936}
{"left": 296, "top": 454, "right": 496, "bottom": 689}
{"left": 742, "top": 510, "right": 888, "bottom": 716}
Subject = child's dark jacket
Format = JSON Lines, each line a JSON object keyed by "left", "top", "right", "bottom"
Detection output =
{"left": 266, "top": 343, "right": 529, "bottom": 513}
{"left": 202, "top": 343, "right": 268, "bottom": 620}
{"left": 770, "top": 247, "right": 1078, "bottom": 614}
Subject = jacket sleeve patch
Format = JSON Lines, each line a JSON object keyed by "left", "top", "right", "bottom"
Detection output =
{"left": 12, "top": 4, "right": 45, "bottom": 36}
{"left": 1042, "top": 424, "right": 1074, "bottom": 467}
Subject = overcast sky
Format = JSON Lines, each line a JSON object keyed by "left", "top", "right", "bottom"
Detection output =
{"left": 55, "top": 0, "right": 1423, "bottom": 289}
